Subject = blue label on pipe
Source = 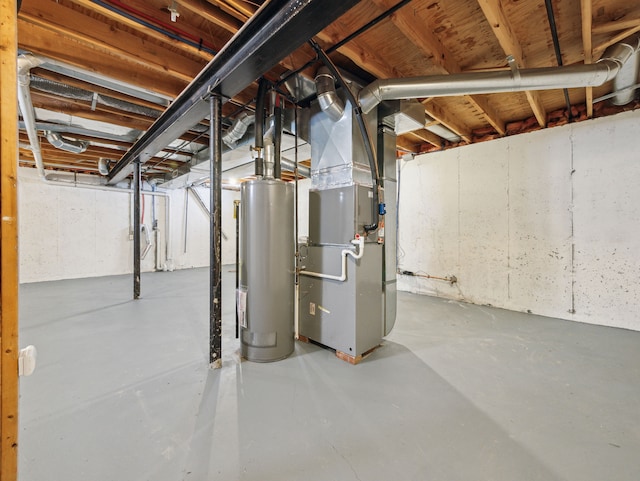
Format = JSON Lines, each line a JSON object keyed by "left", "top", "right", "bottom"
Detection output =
{"left": 379, "top": 203, "right": 386, "bottom": 215}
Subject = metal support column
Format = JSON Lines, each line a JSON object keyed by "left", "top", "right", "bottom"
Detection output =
{"left": 234, "top": 200, "right": 240, "bottom": 339}
{"left": 210, "top": 94, "right": 223, "bottom": 368}
{"left": 133, "top": 160, "right": 141, "bottom": 299}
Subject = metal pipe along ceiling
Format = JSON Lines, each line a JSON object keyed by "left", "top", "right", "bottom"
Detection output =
{"left": 358, "top": 33, "right": 640, "bottom": 114}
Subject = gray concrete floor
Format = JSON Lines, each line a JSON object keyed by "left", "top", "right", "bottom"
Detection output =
{"left": 19, "top": 267, "right": 640, "bottom": 481}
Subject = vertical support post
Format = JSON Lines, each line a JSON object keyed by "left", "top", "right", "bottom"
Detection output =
{"left": 273, "top": 105, "right": 282, "bottom": 180}
{"left": 133, "top": 159, "right": 141, "bottom": 299}
{"left": 234, "top": 200, "right": 240, "bottom": 339}
{"left": 210, "top": 94, "right": 223, "bottom": 368}
{"left": 0, "top": 0, "right": 19, "bottom": 478}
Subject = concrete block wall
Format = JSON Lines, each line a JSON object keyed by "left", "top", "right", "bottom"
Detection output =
{"left": 397, "top": 109, "right": 640, "bottom": 331}
{"left": 18, "top": 168, "right": 240, "bottom": 283}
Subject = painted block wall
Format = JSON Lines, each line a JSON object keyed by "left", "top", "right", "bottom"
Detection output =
{"left": 398, "top": 109, "right": 640, "bottom": 331}
{"left": 18, "top": 167, "right": 240, "bottom": 283}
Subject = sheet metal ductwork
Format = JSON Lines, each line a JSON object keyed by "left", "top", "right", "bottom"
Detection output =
{"left": 314, "top": 66, "right": 345, "bottom": 121}
{"left": 358, "top": 33, "right": 640, "bottom": 114}
{"left": 222, "top": 111, "right": 255, "bottom": 148}
{"left": 45, "top": 131, "right": 89, "bottom": 154}
{"left": 611, "top": 35, "right": 640, "bottom": 105}
{"left": 30, "top": 76, "right": 161, "bottom": 119}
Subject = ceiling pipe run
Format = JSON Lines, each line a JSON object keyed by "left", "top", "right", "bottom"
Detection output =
{"left": 358, "top": 33, "right": 640, "bottom": 114}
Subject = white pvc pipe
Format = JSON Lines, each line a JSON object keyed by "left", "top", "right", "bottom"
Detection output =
{"left": 300, "top": 236, "right": 364, "bottom": 282}
{"left": 17, "top": 55, "right": 45, "bottom": 179}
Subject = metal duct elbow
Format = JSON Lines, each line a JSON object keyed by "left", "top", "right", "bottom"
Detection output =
{"left": 222, "top": 111, "right": 255, "bottom": 148}
{"left": 315, "top": 66, "right": 344, "bottom": 121}
{"left": 358, "top": 80, "right": 384, "bottom": 115}
{"left": 98, "top": 158, "right": 110, "bottom": 176}
{"left": 605, "top": 34, "right": 640, "bottom": 105}
{"left": 45, "top": 131, "right": 90, "bottom": 154}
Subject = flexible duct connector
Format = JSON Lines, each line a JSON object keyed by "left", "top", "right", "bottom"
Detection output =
{"left": 222, "top": 111, "right": 254, "bottom": 148}
{"left": 358, "top": 32, "right": 640, "bottom": 114}
{"left": 45, "top": 131, "right": 90, "bottom": 154}
{"left": 315, "top": 66, "right": 345, "bottom": 121}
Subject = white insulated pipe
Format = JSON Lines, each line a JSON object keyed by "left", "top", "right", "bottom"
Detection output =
{"left": 299, "top": 236, "right": 364, "bottom": 282}
{"left": 17, "top": 54, "right": 45, "bottom": 179}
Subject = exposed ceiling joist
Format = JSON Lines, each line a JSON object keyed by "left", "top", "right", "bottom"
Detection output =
{"left": 581, "top": 0, "right": 594, "bottom": 117}
{"left": 19, "top": 1, "right": 206, "bottom": 83}
{"left": 371, "top": 0, "right": 506, "bottom": 135}
{"left": 176, "top": 0, "right": 243, "bottom": 33}
{"left": 477, "top": 0, "right": 548, "bottom": 127}
{"left": 14, "top": 0, "right": 639, "bottom": 178}
{"left": 68, "top": 0, "right": 215, "bottom": 61}
{"left": 423, "top": 100, "right": 472, "bottom": 143}
{"left": 593, "top": 25, "right": 640, "bottom": 56}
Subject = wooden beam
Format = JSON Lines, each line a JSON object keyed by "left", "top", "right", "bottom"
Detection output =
{"left": 409, "top": 129, "right": 443, "bottom": 148}
{"left": 592, "top": 14, "right": 640, "bottom": 34}
{"left": 69, "top": 0, "right": 214, "bottom": 61}
{"left": 176, "top": 0, "right": 243, "bottom": 33}
{"left": 477, "top": 0, "right": 547, "bottom": 127}
{"left": 1, "top": 0, "right": 19, "bottom": 478}
{"left": 369, "top": 0, "right": 505, "bottom": 134}
{"left": 423, "top": 101, "right": 472, "bottom": 143}
{"left": 593, "top": 25, "right": 640, "bottom": 57}
{"left": 581, "top": 0, "right": 594, "bottom": 117}
{"left": 19, "top": 21, "right": 187, "bottom": 98}
{"left": 379, "top": 0, "right": 461, "bottom": 75}
{"left": 396, "top": 135, "right": 420, "bottom": 153}
{"left": 212, "top": 0, "right": 256, "bottom": 20}
{"left": 464, "top": 95, "right": 506, "bottom": 135}
{"left": 19, "top": 0, "right": 206, "bottom": 83}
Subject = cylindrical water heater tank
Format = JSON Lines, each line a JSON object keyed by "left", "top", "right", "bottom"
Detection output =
{"left": 240, "top": 179, "right": 295, "bottom": 362}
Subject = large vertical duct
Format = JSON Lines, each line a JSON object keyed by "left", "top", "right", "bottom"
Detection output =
{"left": 240, "top": 179, "right": 295, "bottom": 362}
